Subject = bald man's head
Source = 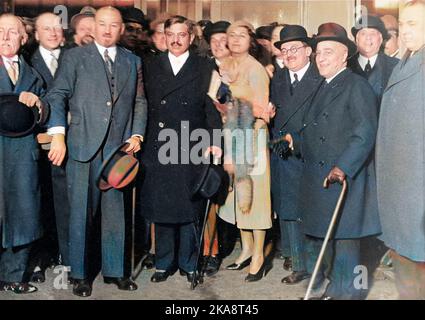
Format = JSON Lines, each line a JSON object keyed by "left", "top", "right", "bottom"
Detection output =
{"left": 35, "top": 12, "right": 64, "bottom": 50}
{"left": 0, "top": 14, "right": 28, "bottom": 57}
{"left": 94, "top": 6, "right": 124, "bottom": 47}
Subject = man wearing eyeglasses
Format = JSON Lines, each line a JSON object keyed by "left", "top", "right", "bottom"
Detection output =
{"left": 270, "top": 25, "right": 322, "bottom": 286}
{"left": 119, "top": 7, "right": 150, "bottom": 58}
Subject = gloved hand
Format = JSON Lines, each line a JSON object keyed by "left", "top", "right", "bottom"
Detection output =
{"left": 326, "top": 166, "right": 346, "bottom": 185}
{"left": 269, "top": 138, "right": 290, "bottom": 159}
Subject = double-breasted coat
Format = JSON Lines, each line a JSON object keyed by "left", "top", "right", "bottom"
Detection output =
{"left": 0, "top": 56, "right": 48, "bottom": 248}
{"left": 140, "top": 51, "right": 222, "bottom": 224}
{"left": 270, "top": 63, "right": 323, "bottom": 220}
{"left": 293, "top": 68, "right": 381, "bottom": 239}
{"left": 376, "top": 48, "right": 425, "bottom": 262}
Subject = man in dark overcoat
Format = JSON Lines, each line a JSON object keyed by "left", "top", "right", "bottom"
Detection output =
{"left": 270, "top": 25, "right": 322, "bottom": 285}
{"left": 46, "top": 6, "right": 147, "bottom": 297}
{"left": 349, "top": 15, "right": 398, "bottom": 106}
{"left": 0, "top": 13, "right": 49, "bottom": 294}
{"left": 284, "top": 23, "right": 381, "bottom": 299}
{"left": 140, "top": 15, "right": 222, "bottom": 283}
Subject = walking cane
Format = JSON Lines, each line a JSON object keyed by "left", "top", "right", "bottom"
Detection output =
{"left": 190, "top": 157, "right": 220, "bottom": 290}
{"left": 303, "top": 178, "right": 347, "bottom": 300}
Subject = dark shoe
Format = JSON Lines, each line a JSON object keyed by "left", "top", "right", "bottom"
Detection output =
{"left": 179, "top": 269, "right": 188, "bottom": 277}
{"left": 281, "top": 271, "right": 310, "bottom": 285}
{"left": 31, "top": 270, "right": 46, "bottom": 283}
{"left": 72, "top": 279, "right": 92, "bottom": 297}
{"left": 104, "top": 277, "right": 138, "bottom": 291}
{"left": 150, "top": 271, "right": 170, "bottom": 283}
{"left": 283, "top": 257, "right": 292, "bottom": 271}
{"left": 226, "top": 257, "right": 252, "bottom": 270}
{"left": 142, "top": 253, "right": 155, "bottom": 270}
{"left": 67, "top": 277, "right": 75, "bottom": 285}
{"left": 204, "top": 256, "right": 221, "bottom": 277}
{"left": 0, "top": 281, "right": 38, "bottom": 294}
{"left": 187, "top": 271, "right": 204, "bottom": 289}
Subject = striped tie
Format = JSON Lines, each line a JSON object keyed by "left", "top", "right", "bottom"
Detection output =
{"left": 6, "top": 60, "right": 19, "bottom": 85}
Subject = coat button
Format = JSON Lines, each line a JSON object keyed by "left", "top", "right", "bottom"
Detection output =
{"left": 303, "top": 123, "right": 307, "bottom": 127}
{"left": 159, "top": 122, "right": 165, "bottom": 128}
{"left": 319, "top": 161, "right": 325, "bottom": 167}
{"left": 104, "top": 118, "right": 108, "bottom": 122}
{"left": 106, "top": 101, "right": 111, "bottom": 106}
{"left": 320, "top": 136, "right": 326, "bottom": 142}
{"left": 182, "top": 101, "right": 188, "bottom": 105}
{"left": 160, "top": 100, "right": 166, "bottom": 105}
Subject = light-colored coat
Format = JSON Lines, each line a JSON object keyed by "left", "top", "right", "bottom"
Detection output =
{"left": 376, "top": 48, "right": 425, "bottom": 262}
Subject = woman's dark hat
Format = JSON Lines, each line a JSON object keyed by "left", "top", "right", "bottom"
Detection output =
{"left": 96, "top": 142, "right": 140, "bottom": 191}
{"left": 274, "top": 25, "right": 311, "bottom": 49}
{"left": 351, "top": 15, "right": 390, "bottom": 41}
{"left": 310, "top": 22, "right": 357, "bottom": 57}
{"left": 0, "top": 93, "right": 39, "bottom": 138}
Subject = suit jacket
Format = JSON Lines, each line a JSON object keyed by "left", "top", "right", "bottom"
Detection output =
{"left": 270, "top": 63, "right": 323, "bottom": 220}
{"left": 140, "top": 51, "right": 222, "bottom": 224}
{"left": 376, "top": 48, "right": 425, "bottom": 261}
{"left": 46, "top": 43, "right": 147, "bottom": 162}
{"left": 349, "top": 53, "right": 399, "bottom": 106}
{"left": 30, "top": 46, "right": 65, "bottom": 89}
{"left": 293, "top": 69, "right": 381, "bottom": 239}
{"left": 0, "top": 56, "right": 48, "bottom": 248}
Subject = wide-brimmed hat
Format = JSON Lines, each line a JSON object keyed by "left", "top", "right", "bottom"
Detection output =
{"left": 203, "top": 20, "right": 231, "bottom": 43}
{"left": 70, "top": 6, "right": 96, "bottom": 29}
{"left": 274, "top": 24, "right": 311, "bottom": 49}
{"left": 351, "top": 15, "right": 390, "bottom": 40}
{"left": 96, "top": 142, "right": 139, "bottom": 191}
{"left": 311, "top": 22, "right": 357, "bottom": 57}
{"left": 0, "top": 94, "right": 39, "bottom": 138}
{"left": 191, "top": 162, "right": 228, "bottom": 202}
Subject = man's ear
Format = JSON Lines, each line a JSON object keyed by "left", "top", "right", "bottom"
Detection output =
{"left": 189, "top": 33, "right": 195, "bottom": 45}
{"left": 34, "top": 30, "right": 39, "bottom": 42}
{"left": 120, "top": 23, "right": 125, "bottom": 35}
{"left": 21, "top": 32, "right": 28, "bottom": 46}
{"left": 306, "top": 46, "right": 313, "bottom": 57}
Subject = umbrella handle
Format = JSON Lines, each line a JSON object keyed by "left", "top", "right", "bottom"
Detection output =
{"left": 304, "top": 179, "right": 347, "bottom": 300}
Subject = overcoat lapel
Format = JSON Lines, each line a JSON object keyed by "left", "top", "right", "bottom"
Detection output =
{"left": 113, "top": 47, "right": 131, "bottom": 103}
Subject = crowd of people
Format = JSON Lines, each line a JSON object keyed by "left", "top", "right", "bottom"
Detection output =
{"left": 0, "top": 0, "right": 424, "bottom": 300}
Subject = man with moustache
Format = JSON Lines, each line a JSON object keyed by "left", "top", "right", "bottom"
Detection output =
{"left": 140, "top": 15, "right": 222, "bottom": 284}
{"left": 47, "top": 6, "right": 147, "bottom": 297}
{"left": 28, "top": 12, "right": 69, "bottom": 284}
{"left": 349, "top": 15, "right": 398, "bottom": 105}
{"left": 270, "top": 25, "right": 322, "bottom": 285}
{"left": 0, "top": 14, "right": 49, "bottom": 294}
{"left": 376, "top": 0, "right": 425, "bottom": 299}
{"left": 283, "top": 23, "right": 380, "bottom": 299}
{"left": 69, "top": 6, "right": 96, "bottom": 48}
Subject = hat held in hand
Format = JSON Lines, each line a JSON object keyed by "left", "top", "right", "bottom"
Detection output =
{"left": 97, "top": 142, "right": 139, "bottom": 191}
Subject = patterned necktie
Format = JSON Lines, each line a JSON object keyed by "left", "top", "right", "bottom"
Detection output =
{"left": 49, "top": 52, "right": 58, "bottom": 76}
{"left": 364, "top": 59, "right": 372, "bottom": 77}
{"left": 6, "top": 60, "right": 19, "bottom": 85}
{"left": 104, "top": 49, "right": 113, "bottom": 75}
{"left": 290, "top": 73, "right": 299, "bottom": 96}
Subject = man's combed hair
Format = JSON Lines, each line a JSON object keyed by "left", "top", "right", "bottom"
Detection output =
{"left": 164, "top": 15, "right": 195, "bottom": 34}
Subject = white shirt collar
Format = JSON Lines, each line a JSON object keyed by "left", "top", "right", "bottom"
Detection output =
{"left": 168, "top": 51, "right": 190, "bottom": 75}
{"left": 215, "top": 58, "right": 221, "bottom": 67}
{"left": 39, "top": 45, "right": 61, "bottom": 63}
{"left": 275, "top": 58, "right": 284, "bottom": 69}
{"left": 358, "top": 53, "right": 378, "bottom": 71}
{"left": 95, "top": 41, "right": 117, "bottom": 62}
{"left": 1, "top": 55, "right": 19, "bottom": 65}
{"left": 326, "top": 67, "right": 347, "bottom": 84}
{"left": 289, "top": 61, "right": 310, "bottom": 83}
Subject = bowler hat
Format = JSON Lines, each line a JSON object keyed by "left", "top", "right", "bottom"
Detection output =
{"left": 311, "top": 22, "right": 357, "bottom": 57}
{"left": 70, "top": 6, "right": 96, "bottom": 29}
{"left": 203, "top": 21, "right": 231, "bottom": 43}
{"left": 255, "top": 25, "right": 274, "bottom": 40}
{"left": 191, "top": 162, "right": 228, "bottom": 202}
{"left": 351, "top": 15, "right": 390, "bottom": 40}
{"left": 274, "top": 24, "right": 311, "bottom": 49}
{"left": 96, "top": 142, "right": 139, "bottom": 191}
{"left": 0, "top": 94, "right": 39, "bottom": 138}
{"left": 120, "top": 7, "right": 149, "bottom": 30}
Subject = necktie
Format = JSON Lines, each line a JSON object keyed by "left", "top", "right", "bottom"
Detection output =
{"left": 364, "top": 59, "right": 372, "bottom": 77}
{"left": 290, "top": 73, "right": 299, "bottom": 95}
{"left": 104, "top": 49, "right": 113, "bottom": 75}
{"left": 49, "top": 53, "right": 58, "bottom": 76}
{"left": 6, "top": 60, "right": 19, "bottom": 85}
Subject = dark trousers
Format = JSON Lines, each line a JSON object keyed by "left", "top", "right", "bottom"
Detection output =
{"left": 279, "top": 219, "right": 292, "bottom": 258}
{"left": 67, "top": 148, "right": 126, "bottom": 280}
{"left": 305, "top": 236, "right": 364, "bottom": 299}
{"left": 155, "top": 222, "right": 199, "bottom": 273}
{"left": 0, "top": 244, "right": 31, "bottom": 283}
{"left": 281, "top": 219, "right": 306, "bottom": 272}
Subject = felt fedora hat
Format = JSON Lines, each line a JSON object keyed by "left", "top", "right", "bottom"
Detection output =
{"left": 96, "top": 142, "right": 140, "bottom": 191}
{"left": 311, "top": 22, "right": 357, "bottom": 57}
{"left": 351, "top": 15, "right": 390, "bottom": 40}
{"left": 203, "top": 20, "right": 231, "bottom": 43}
{"left": 274, "top": 24, "right": 311, "bottom": 49}
{"left": 191, "top": 162, "right": 228, "bottom": 201}
{"left": 0, "top": 93, "right": 39, "bottom": 138}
